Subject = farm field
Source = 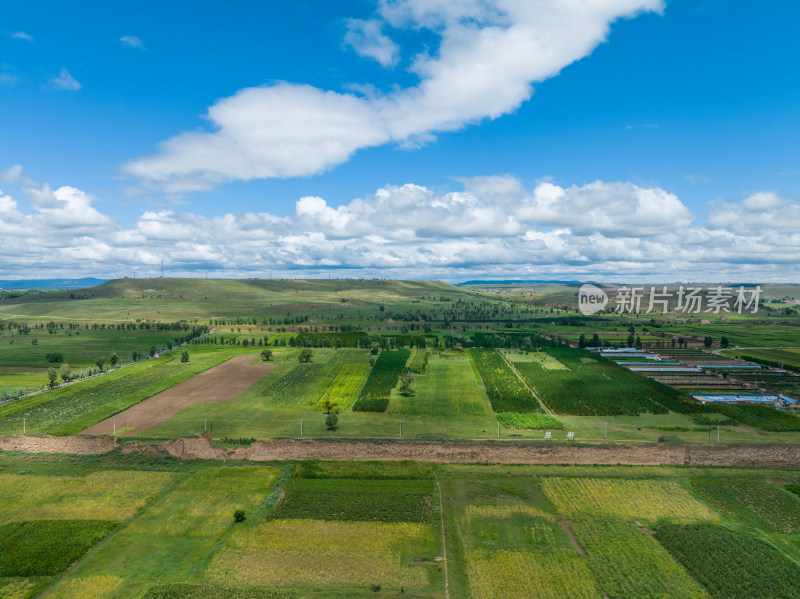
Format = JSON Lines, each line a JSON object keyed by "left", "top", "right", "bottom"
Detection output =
{"left": 2, "top": 452, "right": 800, "bottom": 598}
{"left": 512, "top": 348, "right": 687, "bottom": 416}
{"left": 0, "top": 347, "right": 242, "bottom": 436}
{"left": 389, "top": 351, "right": 491, "bottom": 416}
{"left": 723, "top": 348, "right": 800, "bottom": 370}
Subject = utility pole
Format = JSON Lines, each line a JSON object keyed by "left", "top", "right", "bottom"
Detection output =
{"left": 604, "top": 421, "right": 607, "bottom": 440}
{"left": 161, "top": 260, "right": 164, "bottom": 278}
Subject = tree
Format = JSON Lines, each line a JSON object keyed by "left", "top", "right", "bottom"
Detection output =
{"left": 59, "top": 363, "right": 71, "bottom": 383}
{"left": 325, "top": 412, "right": 338, "bottom": 430}
{"left": 370, "top": 342, "right": 380, "bottom": 355}
{"left": 626, "top": 334, "right": 635, "bottom": 347}
{"left": 398, "top": 372, "right": 415, "bottom": 396}
{"left": 110, "top": 351, "right": 119, "bottom": 367}
{"left": 299, "top": 348, "right": 313, "bottom": 363}
{"left": 47, "top": 367, "right": 58, "bottom": 388}
{"left": 260, "top": 348, "right": 273, "bottom": 361}
{"left": 181, "top": 350, "right": 190, "bottom": 363}
{"left": 149, "top": 345, "right": 157, "bottom": 357}
{"left": 704, "top": 336, "right": 713, "bottom": 349}
{"left": 578, "top": 333, "right": 587, "bottom": 348}
{"left": 233, "top": 510, "right": 246, "bottom": 522}
{"left": 321, "top": 399, "right": 335, "bottom": 414}
{"left": 95, "top": 357, "right": 106, "bottom": 371}
{"left": 720, "top": 336, "right": 730, "bottom": 348}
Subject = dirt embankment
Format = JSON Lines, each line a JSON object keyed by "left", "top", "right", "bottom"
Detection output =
{"left": 2, "top": 435, "right": 799, "bottom": 468}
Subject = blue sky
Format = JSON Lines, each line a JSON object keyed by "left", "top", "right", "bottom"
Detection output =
{"left": 1, "top": 0, "right": 799, "bottom": 281}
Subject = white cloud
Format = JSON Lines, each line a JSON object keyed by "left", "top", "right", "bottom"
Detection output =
{"left": 4, "top": 167, "right": 800, "bottom": 281}
{"left": 11, "top": 31, "right": 33, "bottom": 42}
{"left": 344, "top": 18, "right": 400, "bottom": 67}
{"left": 48, "top": 67, "right": 82, "bottom": 91}
{"left": 120, "top": 35, "right": 145, "bottom": 49}
{"left": 707, "top": 191, "right": 800, "bottom": 235}
{"left": 0, "top": 73, "right": 19, "bottom": 86}
{"left": 124, "top": 0, "right": 663, "bottom": 192}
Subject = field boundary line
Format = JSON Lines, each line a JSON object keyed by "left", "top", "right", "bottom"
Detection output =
{"left": 498, "top": 349, "right": 555, "bottom": 416}
{"left": 436, "top": 474, "right": 450, "bottom": 599}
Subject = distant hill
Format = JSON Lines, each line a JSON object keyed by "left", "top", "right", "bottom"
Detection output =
{"left": 0, "top": 278, "right": 108, "bottom": 290}
{"left": 458, "top": 279, "right": 582, "bottom": 286}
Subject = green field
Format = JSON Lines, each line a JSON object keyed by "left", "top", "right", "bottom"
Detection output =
{"left": 0, "top": 347, "right": 239, "bottom": 436}
{"left": 1, "top": 450, "right": 799, "bottom": 598}
{"left": 389, "top": 351, "right": 491, "bottom": 416}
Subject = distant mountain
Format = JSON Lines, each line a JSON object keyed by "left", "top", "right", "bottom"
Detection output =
{"left": 0, "top": 278, "right": 108, "bottom": 290}
{"left": 458, "top": 279, "right": 582, "bottom": 286}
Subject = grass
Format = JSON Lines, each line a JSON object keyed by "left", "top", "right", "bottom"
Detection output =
{"left": 573, "top": 517, "right": 709, "bottom": 598}
{"left": 314, "top": 363, "right": 370, "bottom": 411}
{"left": 389, "top": 351, "right": 491, "bottom": 416}
{"left": 541, "top": 478, "right": 719, "bottom": 523}
{"left": 469, "top": 348, "right": 541, "bottom": 413}
{"left": 503, "top": 349, "right": 569, "bottom": 369}
{"left": 691, "top": 479, "right": 800, "bottom": 533}
{"left": 207, "top": 519, "right": 437, "bottom": 590}
{"left": 496, "top": 412, "right": 564, "bottom": 430}
{"left": 656, "top": 523, "right": 800, "bottom": 598}
{"left": 54, "top": 465, "right": 279, "bottom": 597}
{"left": 0, "top": 328, "right": 189, "bottom": 369}
{"left": 0, "top": 470, "right": 176, "bottom": 525}
{"left": 0, "top": 347, "right": 236, "bottom": 435}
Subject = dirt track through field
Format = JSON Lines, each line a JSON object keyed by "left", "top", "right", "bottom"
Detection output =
{"left": 83, "top": 356, "right": 274, "bottom": 436}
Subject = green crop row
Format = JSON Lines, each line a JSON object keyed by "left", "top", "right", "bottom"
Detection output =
{"left": 270, "top": 478, "right": 433, "bottom": 523}
{"left": 358, "top": 348, "right": 410, "bottom": 400}
{"left": 468, "top": 348, "right": 541, "bottom": 413}
{"left": 294, "top": 460, "right": 437, "bottom": 480}
{"left": 656, "top": 523, "right": 800, "bottom": 598}
{"left": 0, "top": 519, "right": 120, "bottom": 577}
{"left": 515, "top": 348, "right": 690, "bottom": 416}
{"left": 712, "top": 403, "right": 800, "bottom": 432}
{"left": 692, "top": 479, "right": 800, "bottom": 534}
{"left": 142, "top": 584, "right": 298, "bottom": 599}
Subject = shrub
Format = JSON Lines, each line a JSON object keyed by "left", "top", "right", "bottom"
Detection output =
{"left": 234, "top": 510, "right": 246, "bottom": 523}
{"left": 325, "top": 413, "right": 338, "bottom": 430}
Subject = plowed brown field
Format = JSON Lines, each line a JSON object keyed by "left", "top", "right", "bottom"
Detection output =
{"left": 83, "top": 355, "right": 273, "bottom": 436}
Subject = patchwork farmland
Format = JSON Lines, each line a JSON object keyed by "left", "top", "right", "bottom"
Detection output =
{"left": 2, "top": 278, "right": 800, "bottom": 597}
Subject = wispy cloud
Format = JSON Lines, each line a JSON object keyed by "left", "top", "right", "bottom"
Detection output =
{"left": 0, "top": 72, "right": 19, "bottom": 86}
{"left": 120, "top": 35, "right": 145, "bottom": 49}
{"left": 11, "top": 31, "right": 33, "bottom": 42}
{"left": 343, "top": 19, "right": 399, "bottom": 67}
{"left": 48, "top": 67, "right": 82, "bottom": 91}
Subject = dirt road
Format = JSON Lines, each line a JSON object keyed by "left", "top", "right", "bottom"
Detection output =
{"left": 2, "top": 434, "right": 798, "bottom": 468}
{"left": 82, "top": 356, "right": 274, "bottom": 436}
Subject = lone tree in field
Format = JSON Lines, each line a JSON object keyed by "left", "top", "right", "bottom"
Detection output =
{"left": 110, "top": 351, "right": 119, "bottom": 367}
{"left": 47, "top": 367, "right": 58, "bottom": 388}
{"left": 260, "top": 348, "right": 273, "bottom": 361}
{"left": 325, "top": 412, "right": 338, "bottom": 430}
{"left": 720, "top": 336, "right": 730, "bottom": 348}
{"left": 181, "top": 350, "right": 190, "bottom": 363}
{"left": 95, "top": 357, "right": 105, "bottom": 372}
{"left": 299, "top": 348, "right": 313, "bottom": 363}
{"left": 321, "top": 398, "right": 335, "bottom": 414}
{"left": 398, "top": 372, "right": 415, "bottom": 396}
{"left": 59, "top": 363, "right": 71, "bottom": 383}
{"left": 704, "top": 336, "right": 714, "bottom": 348}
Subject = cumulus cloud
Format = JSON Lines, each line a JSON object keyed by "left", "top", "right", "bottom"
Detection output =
{"left": 707, "top": 191, "right": 800, "bottom": 235}
{"left": 120, "top": 35, "right": 145, "bottom": 49}
{"left": 48, "top": 67, "right": 81, "bottom": 91}
{"left": 3, "top": 166, "right": 800, "bottom": 281}
{"left": 344, "top": 18, "right": 400, "bottom": 67}
{"left": 11, "top": 31, "right": 33, "bottom": 42}
{"left": 124, "top": 0, "right": 663, "bottom": 192}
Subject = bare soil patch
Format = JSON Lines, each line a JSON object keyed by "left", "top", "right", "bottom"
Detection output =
{"left": 559, "top": 520, "right": 586, "bottom": 556}
{"left": 83, "top": 356, "right": 273, "bottom": 436}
